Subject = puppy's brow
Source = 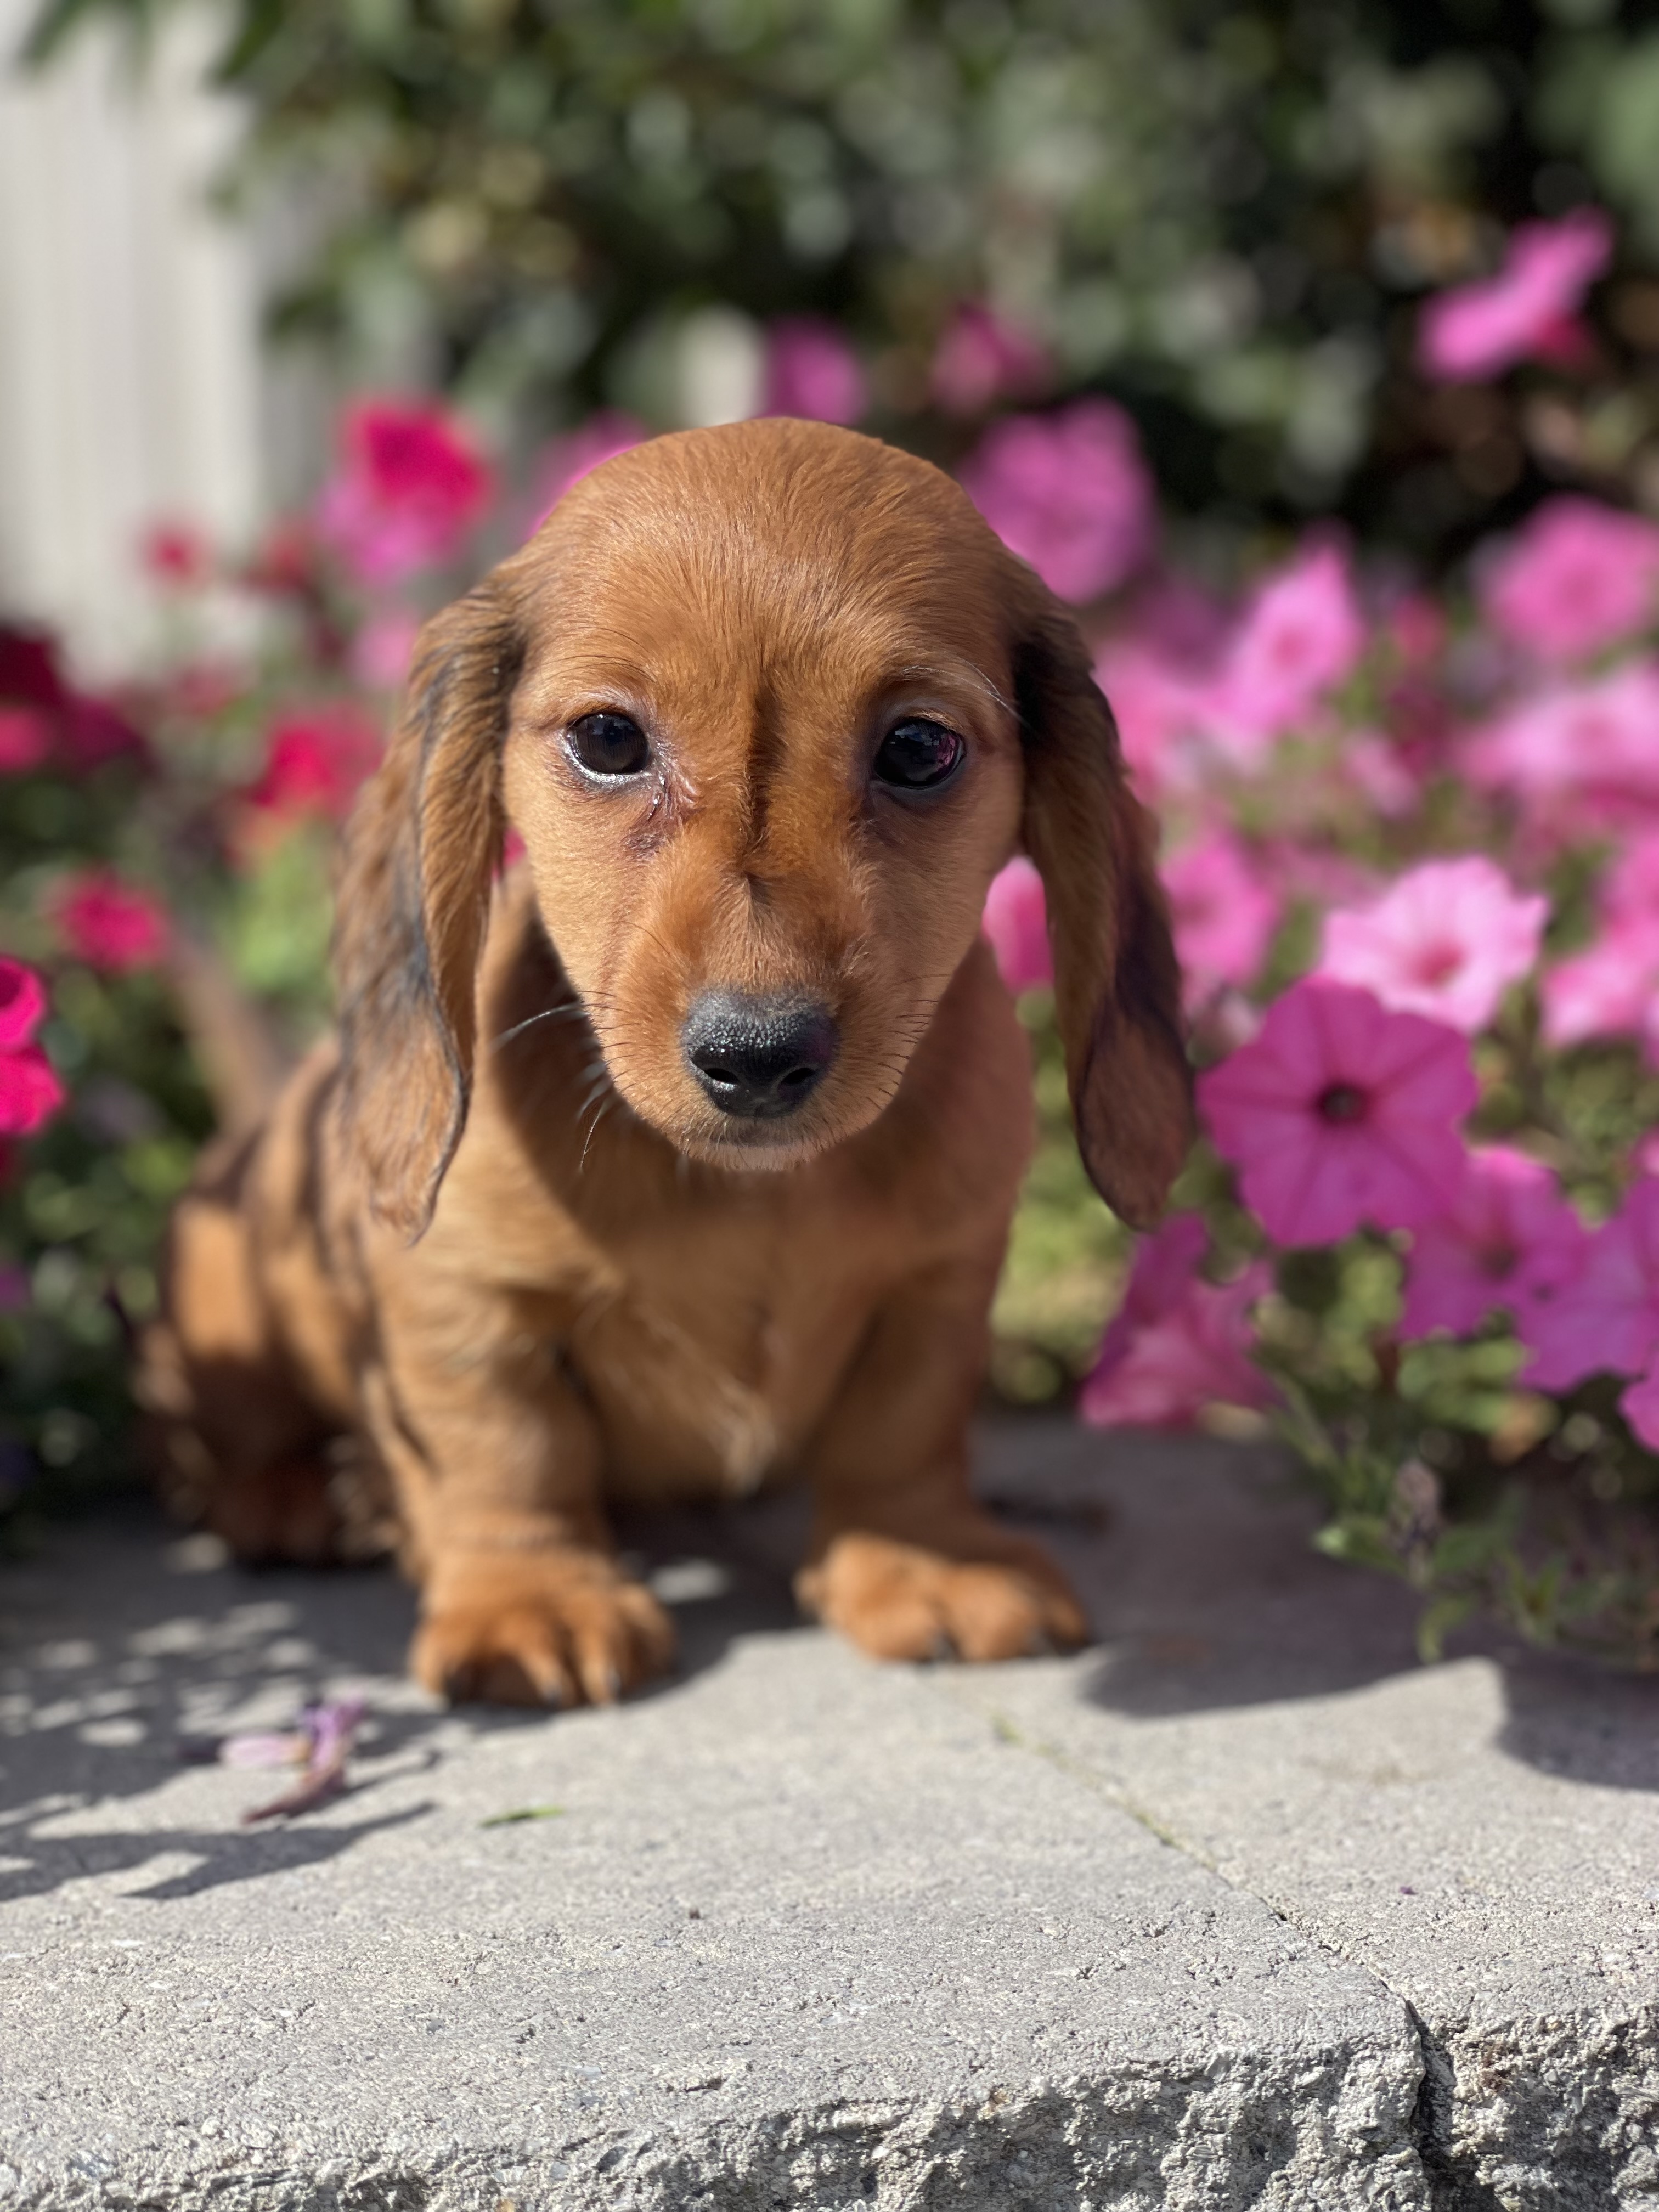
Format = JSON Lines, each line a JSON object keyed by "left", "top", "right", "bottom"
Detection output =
{"left": 890, "top": 660, "right": 1013, "bottom": 719}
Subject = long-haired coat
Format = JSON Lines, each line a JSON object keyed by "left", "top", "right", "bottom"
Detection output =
{"left": 139, "top": 419, "right": 1192, "bottom": 1706}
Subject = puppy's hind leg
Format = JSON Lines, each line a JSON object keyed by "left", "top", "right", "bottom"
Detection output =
{"left": 137, "top": 1155, "right": 351, "bottom": 1567}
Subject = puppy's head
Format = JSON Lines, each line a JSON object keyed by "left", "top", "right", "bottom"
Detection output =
{"left": 334, "top": 419, "right": 1191, "bottom": 1238}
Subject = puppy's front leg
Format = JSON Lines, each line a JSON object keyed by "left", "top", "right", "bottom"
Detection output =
{"left": 363, "top": 1279, "right": 673, "bottom": 1707}
{"left": 796, "top": 1262, "right": 1090, "bottom": 1663}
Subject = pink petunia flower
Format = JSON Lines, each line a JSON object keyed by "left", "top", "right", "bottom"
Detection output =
{"left": 1318, "top": 856, "right": 1547, "bottom": 1034}
{"left": 929, "top": 302, "right": 1049, "bottom": 416}
{"left": 1160, "top": 832, "right": 1280, "bottom": 1007}
{"left": 1400, "top": 1144, "right": 1589, "bottom": 1343}
{"left": 1480, "top": 498, "right": 1659, "bottom": 667}
{"left": 1541, "top": 921, "right": 1659, "bottom": 1059}
{"left": 762, "top": 318, "right": 867, "bottom": 425}
{"left": 0, "top": 707, "right": 50, "bottom": 774}
{"left": 959, "top": 399, "right": 1155, "bottom": 605}
{"left": 247, "top": 706, "right": 383, "bottom": 822}
{"left": 981, "top": 856, "right": 1051, "bottom": 994}
{"left": 1092, "top": 639, "right": 1216, "bottom": 800}
{"left": 530, "top": 412, "right": 648, "bottom": 532}
{"left": 1418, "top": 208, "right": 1612, "bottom": 383}
{"left": 1206, "top": 541, "right": 1367, "bottom": 758}
{"left": 348, "top": 607, "right": 422, "bottom": 693}
{"left": 1464, "top": 661, "right": 1659, "bottom": 833}
{"left": 1080, "top": 1214, "right": 1274, "bottom": 1429}
{"left": 0, "top": 960, "right": 47, "bottom": 1051}
{"left": 319, "top": 397, "right": 494, "bottom": 586}
{"left": 1199, "top": 979, "right": 1479, "bottom": 1247}
{"left": 52, "top": 871, "right": 170, "bottom": 973}
{"left": 1523, "top": 1180, "right": 1659, "bottom": 1402}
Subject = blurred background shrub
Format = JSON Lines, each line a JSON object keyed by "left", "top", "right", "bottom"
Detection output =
{"left": 25, "top": 0, "right": 1659, "bottom": 562}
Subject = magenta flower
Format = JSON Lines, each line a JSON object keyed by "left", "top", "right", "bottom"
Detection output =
{"left": 1199, "top": 980, "right": 1478, "bottom": 1247}
{"left": 762, "top": 318, "right": 867, "bottom": 425}
{"left": 52, "top": 870, "right": 170, "bottom": 973}
{"left": 0, "top": 960, "right": 46, "bottom": 1052}
{"left": 0, "top": 960, "right": 63, "bottom": 1138}
{"left": 1400, "top": 1144, "right": 1588, "bottom": 1342}
{"left": 1480, "top": 498, "right": 1659, "bottom": 667}
{"left": 1418, "top": 208, "right": 1612, "bottom": 383}
{"left": 247, "top": 706, "right": 383, "bottom": 823}
{"left": 1080, "top": 1214, "right": 1274, "bottom": 1429}
{"left": 0, "top": 707, "right": 50, "bottom": 774}
{"left": 1207, "top": 541, "right": 1367, "bottom": 756}
{"left": 140, "top": 519, "right": 211, "bottom": 591}
{"left": 319, "top": 397, "right": 494, "bottom": 586}
{"left": 981, "top": 856, "right": 1051, "bottom": 993}
{"left": 1523, "top": 1180, "right": 1659, "bottom": 1398}
{"left": 529, "top": 411, "right": 647, "bottom": 531}
{"left": 1160, "top": 832, "right": 1280, "bottom": 1007}
{"left": 959, "top": 399, "right": 1155, "bottom": 604}
{"left": 1318, "top": 856, "right": 1547, "bottom": 1034}
{"left": 929, "top": 302, "right": 1049, "bottom": 416}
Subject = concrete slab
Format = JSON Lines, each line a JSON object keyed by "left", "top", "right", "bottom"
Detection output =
{"left": 0, "top": 1422, "right": 1654, "bottom": 2208}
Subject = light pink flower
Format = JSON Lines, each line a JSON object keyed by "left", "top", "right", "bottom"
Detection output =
{"left": 1523, "top": 1179, "right": 1659, "bottom": 1394}
{"left": 981, "top": 856, "right": 1051, "bottom": 993}
{"left": 319, "top": 397, "right": 494, "bottom": 586}
{"left": 1480, "top": 498, "right": 1659, "bottom": 666}
{"left": 762, "top": 318, "right": 866, "bottom": 425}
{"left": 929, "top": 303, "right": 1049, "bottom": 416}
{"left": 1160, "top": 833, "right": 1279, "bottom": 1007}
{"left": 959, "top": 399, "right": 1155, "bottom": 604}
{"left": 1199, "top": 979, "right": 1478, "bottom": 1247}
{"left": 1343, "top": 730, "right": 1422, "bottom": 819}
{"left": 348, "top": 607, "right": 421, "bottom": 693}
{"left": 1079, "top": 1214, "right": 1274, "bottom": 1429}
{"left": 1418, "top": 208, "right": 1612, "bottom": 383}
{"left": 1318, "top": 856, "right": 1547, "bottom": 1033}
{"left": 0, "top": 960, "right": 47, "bottom": 1051}
{"left": 1465, "top": 661, "right": 1659, "bottom": 831}
{"left": 1092, "top": 640, "right": 1214, "bottom": 800}
{"left": 530, "top": 411, "right": 647, "bottom": 530}
{"left": 1207, "top": 541, "right": 1367, "bottom": 755}
{"left": 1605, "top": 832, "right": 1659, "bottom": 930}
{"left": 1400, "top": 1144, "right": 1589, "bottom": 1342}
{"left": 52, "top": 871, "right": 170, "bottom": 973}
{"left": 1541, "top": 921, "right": 1659, "bottom": 1057}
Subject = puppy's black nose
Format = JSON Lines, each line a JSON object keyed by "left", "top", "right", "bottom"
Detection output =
{"left": 682, "top": 992, "right": 839, "bottom": 1119}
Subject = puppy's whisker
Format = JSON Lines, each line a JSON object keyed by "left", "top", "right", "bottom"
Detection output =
{"left": 578, "top": 1093, "right": 615, "bottom": 1175}
{"left": 490, "top": 1001, "right": 591, "bottom": 1053}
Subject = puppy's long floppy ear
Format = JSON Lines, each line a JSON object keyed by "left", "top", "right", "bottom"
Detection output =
{"left": 1014, "top": 599, "right": 1194, "bottom": 1231}
{"left": 332, "top": 583, "right": 523, "bottom": 1240}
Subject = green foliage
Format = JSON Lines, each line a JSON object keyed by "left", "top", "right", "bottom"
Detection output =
{"left": 24, "top": 0, "right": 1659, "bottom": 556}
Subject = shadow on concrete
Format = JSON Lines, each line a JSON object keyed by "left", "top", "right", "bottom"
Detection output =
{"left": 977, "top": 1418, "right": 1659, "bottom": 1797}
{"left": 0, "top": 1488, "right": 809, "bottom": 1901}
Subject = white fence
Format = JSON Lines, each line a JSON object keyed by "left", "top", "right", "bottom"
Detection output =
{"left": 0, "top": 0, "right": 265, "bottom": 675}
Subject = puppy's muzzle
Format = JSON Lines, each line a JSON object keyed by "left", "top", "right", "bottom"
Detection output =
{"left": 682, "top": 991, "right": 839, "bottom": 1120}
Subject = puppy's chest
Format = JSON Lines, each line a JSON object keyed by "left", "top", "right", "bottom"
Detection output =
{"left": 572, "top": 1178, "right": 904, "bottom": 1498}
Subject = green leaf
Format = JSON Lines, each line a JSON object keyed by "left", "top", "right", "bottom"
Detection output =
{"left": 479, "top": 1804, "right": 566, "bottom": 1826}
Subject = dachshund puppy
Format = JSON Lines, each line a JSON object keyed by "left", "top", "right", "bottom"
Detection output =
{"left": 139, "top": 418, "right": 1192, "bottom": 1706}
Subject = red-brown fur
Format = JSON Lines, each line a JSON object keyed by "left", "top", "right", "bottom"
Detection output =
{"left": 137, "top": 420, "right": 1192, "bottom": 1706}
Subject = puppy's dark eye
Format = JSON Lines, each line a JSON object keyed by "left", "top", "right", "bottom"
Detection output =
{"left": 872, "top": 718, "right": 964, "bottom": 792}
{"left": 566, "top": 712, "right": 650, "bottom": 778}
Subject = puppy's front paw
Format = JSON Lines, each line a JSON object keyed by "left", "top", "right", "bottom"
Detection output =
{"left": 412, "top": 1550, "right": 675, "bottom": 1708}
{"left": 796, "top": 1526, "right": 1089, "bottom": 1663}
